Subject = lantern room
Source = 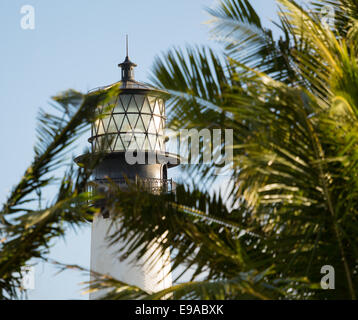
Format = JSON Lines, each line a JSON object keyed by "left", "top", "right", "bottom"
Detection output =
{"left": 89, "top": 55, "right": 166, "bottom": 154}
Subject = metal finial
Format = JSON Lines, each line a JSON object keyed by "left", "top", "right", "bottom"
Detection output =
{"left": 126, "top": 35, "right": 128, "bottom": 57}
{"left": 118, "top": 35, "right": 137, "bottom": 81}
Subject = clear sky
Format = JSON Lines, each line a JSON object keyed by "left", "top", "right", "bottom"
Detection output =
{"left": 0, "top": 0, "right": 279, "bottom": 299}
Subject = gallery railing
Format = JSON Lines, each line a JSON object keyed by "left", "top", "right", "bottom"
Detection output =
{"left": 90, "top": 177, "right": 176, "bottom": 195}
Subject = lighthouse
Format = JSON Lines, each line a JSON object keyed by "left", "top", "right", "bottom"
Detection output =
{"left": 76, "top": 41, "right": 179, "bottom": 299}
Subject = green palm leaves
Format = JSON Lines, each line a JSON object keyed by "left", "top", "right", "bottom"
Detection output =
{"left": 144, "top": 0, "right": 358, "bottom": 299}
{"left": 2, "top": 0, "right": 358, "bottom": 300}
{"left": 0, "top": 87, "right": 116, "bottom": 299}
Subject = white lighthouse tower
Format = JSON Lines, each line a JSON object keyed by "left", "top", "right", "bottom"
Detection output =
{"left": 76, "top": 43, "right": 179, "bottom": 299}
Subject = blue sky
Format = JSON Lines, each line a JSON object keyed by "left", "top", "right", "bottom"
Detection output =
{"left": 0, "top": 0, "right": 279, "bottom": 299}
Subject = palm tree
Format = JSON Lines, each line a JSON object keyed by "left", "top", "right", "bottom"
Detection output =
{"left": 1, "top": 0, "right": 358, "bottom": 300}
{"left": 0, "top": 88, "right": 116, "bottom": 299}
{"left": 98, "top": 0, "right": 358, "bottom": 299}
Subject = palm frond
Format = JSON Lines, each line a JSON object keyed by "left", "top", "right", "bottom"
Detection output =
{"left": 0, "top": 85, "right": 118, "bottom": 299}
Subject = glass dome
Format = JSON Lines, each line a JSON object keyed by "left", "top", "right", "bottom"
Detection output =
{"left": 89, "top": 55, "right": 166, "bottom": 154}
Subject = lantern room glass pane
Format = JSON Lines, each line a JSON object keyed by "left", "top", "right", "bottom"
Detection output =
{"left": 148, "top": 96, "right": 156, "bottom": 112}
{"left": 95, "top": 136, "right": 110, "bottom": 152}
{"left": 102, "top": 116, "right": 111, "bottom": 132}
{"left": 114, "top": 138, "right": 124, "bottom": 150}
{"left": 147, "top": 117, "right": 156, "bottom": 134}
{"left": 113, "top": 99, "right": 124, "bottom": 113}
{"left": 127, "top": 137, "right": 138, "bottom": 150}
{"left": 141, "top": 114, "right": 151, "bottom": 132}
{"left": 153, "top": 115, "right": 161, "bottom": 134}
{"left": 121, "top": 133, "right": 132, "bottom": 149}
{"left": 120, "top": 94, "right": 132, "bottom": 111}
{"left": 107, "top": 115, "right": 119, "bottom": 133}
{"left": 152, "top": 99, "right": 161, "bottom": 115}
{"left": 127, "top": 114, "right": 138, "bottom": 130}
{"left": 106, "top": 135, "right": 116, "bottom": 150}
{"left": 110, "top": 135, "right": 118, "bottom": 151}
{"left": 141, "top": 97, "right": 151, "bottom": 114}
{"left": 135, "top": 117, "right": 145, "bottom": 132}
{"left": 95, "top": 119, "right": 105, "bottom": 135}
{"left": 101, "top": 96, "right": 119, "bottom": 114}
{"left": 127, "top": 95, "right": 139, "bottom": 113}
{"left": 120, "top": 116, "right": 131, "bottom": 132}
{"left": 134, "top": 94, "right": 145, "bottom": 111}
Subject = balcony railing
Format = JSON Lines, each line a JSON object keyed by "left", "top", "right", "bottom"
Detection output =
{"left": 92, "top": 177, "right": 176, "bottom": 194}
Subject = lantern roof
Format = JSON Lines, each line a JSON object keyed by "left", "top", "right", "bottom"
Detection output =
{"left": 89, "top": 80, "right": 160, "bottom": 93}
{"left": 87, "top": 36, "right": 167, "bottom": 95}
